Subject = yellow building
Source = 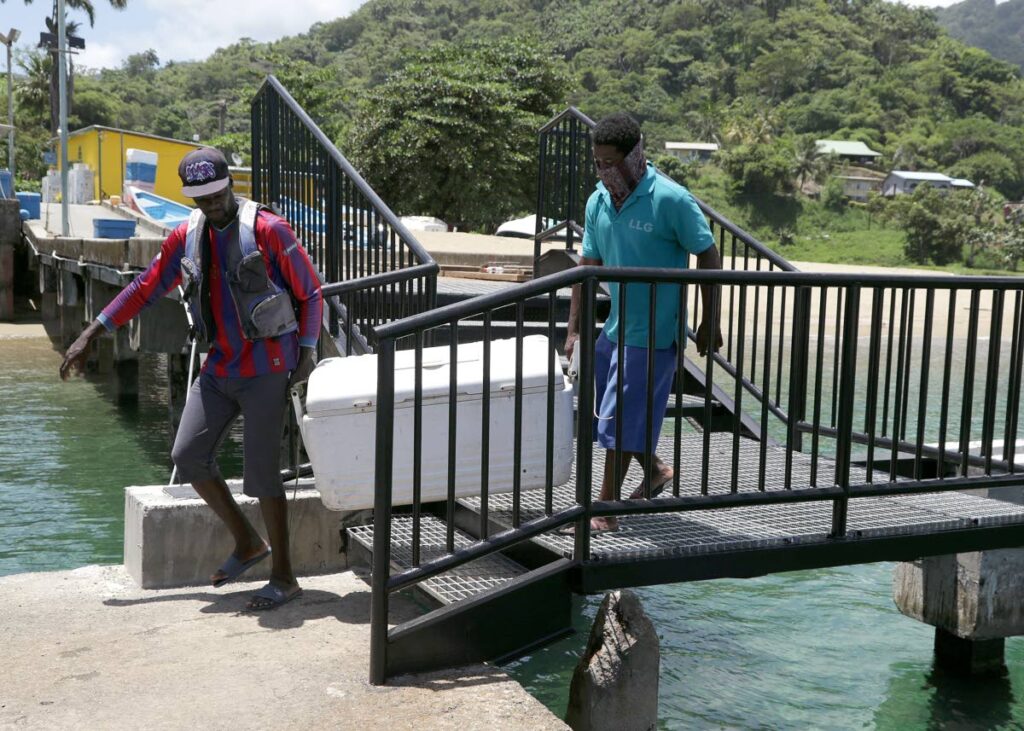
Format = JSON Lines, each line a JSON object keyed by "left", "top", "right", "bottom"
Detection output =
{"left": 57, "top": 126, "right": 252, "bottom": 204}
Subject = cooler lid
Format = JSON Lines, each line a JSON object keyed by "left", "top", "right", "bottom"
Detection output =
{"left": 304, "top": 335, "right": 563, "bottom": 417}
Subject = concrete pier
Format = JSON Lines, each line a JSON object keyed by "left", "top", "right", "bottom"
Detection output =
{"left": 893, "top": 547, "right": 1024, "bottom": 674}
{"left": 0, "top": 565, "right": 566, "bottom": 730}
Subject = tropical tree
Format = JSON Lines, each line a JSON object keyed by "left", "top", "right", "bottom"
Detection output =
{"left": 792, "top": 136, "right": 826, "bottom": 192}
{"left": 4, "top": 0, "right": 130, "bottom": 132}
{"left": 350, "top": 38, "right": 568, "bottom": 231}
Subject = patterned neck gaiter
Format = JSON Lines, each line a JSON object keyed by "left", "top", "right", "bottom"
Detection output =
{"left": 596, "top": 140, "right": 647, "bottom": 210}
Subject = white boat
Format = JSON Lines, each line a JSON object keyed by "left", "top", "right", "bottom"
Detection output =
{"left": 124, "top": 186, "right": 193, "bottom": 229}
{"left": 495, "top": 214, "right": 567, "bottom": 241}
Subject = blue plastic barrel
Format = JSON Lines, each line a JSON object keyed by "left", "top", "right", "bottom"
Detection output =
{"left": 16, "top": 192, "right": 41, "bottom": 219}
{"left": 0, "top": 169, "right": 12, "bottom": 199}
{"left": 93, "top": 218, "right": 137, "bottom": 239}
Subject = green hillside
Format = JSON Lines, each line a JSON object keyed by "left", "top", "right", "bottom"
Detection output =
{"left": 938, "top": 0, "right": 1024, "bottom": 71}
{"left": 10, "top": 0, "right": 1024, "bottom": 267}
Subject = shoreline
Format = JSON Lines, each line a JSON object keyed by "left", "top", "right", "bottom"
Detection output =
{"left": 0, "top": 320, "right": 47, "bottom": 339}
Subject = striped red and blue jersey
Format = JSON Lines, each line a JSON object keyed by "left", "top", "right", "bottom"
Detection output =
{"left": 98, "top": 210, "right": 323, "bottom": 378}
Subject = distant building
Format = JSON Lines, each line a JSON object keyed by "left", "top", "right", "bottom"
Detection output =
{"left": 881, "top": 171, "right": 973, "bottom": 196}
{"left": 816, "top": 140, "right": 882, "bottom": 164}
{"left": 664, "top": 142, "right": 719, "bottom": 163}
{"left": 836, "top": 174, "right": 883, "bottom": 202}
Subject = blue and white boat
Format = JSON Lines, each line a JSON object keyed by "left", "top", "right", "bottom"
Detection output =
{"left": 126, "top": 186, "right": 193, "bottom": 229}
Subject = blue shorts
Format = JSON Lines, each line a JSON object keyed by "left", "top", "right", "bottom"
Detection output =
{"left": 592, "top": 331, "right": 678, "bottom": 454}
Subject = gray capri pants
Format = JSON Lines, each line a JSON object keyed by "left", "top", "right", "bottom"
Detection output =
{"left": 171, "top": 370, "right": 290, "bottom": 498}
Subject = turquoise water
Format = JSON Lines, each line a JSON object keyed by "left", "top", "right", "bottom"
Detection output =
{"left": 505, "top": 568, "right": 1024, "bottom": 729}
{"left": 3, "top": 333, "right": 1024, "bottom": 728}
{"left": 0, "top": 336, "right": 242, "bottom": 576}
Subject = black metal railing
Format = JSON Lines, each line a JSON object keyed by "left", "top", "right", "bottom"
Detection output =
{"left": 368, "top": 265, "right": 1024, "bottom": 683}
{"left": 251, "top": 75, "right": 438, "bottom": 353}
{"left": 534, "top": 107, "right": 798, "bottom": 277}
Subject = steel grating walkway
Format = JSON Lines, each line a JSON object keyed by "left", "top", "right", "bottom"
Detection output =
{"left": 461, "top": 432, "right": 1024, "bottom": 561}
{"left": 348, "top": 516, "right": 527, "bottom": 605}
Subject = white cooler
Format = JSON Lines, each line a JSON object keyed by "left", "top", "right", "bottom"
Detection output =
{"left": 299, "top": 335, "right": 575, "bottom": 511}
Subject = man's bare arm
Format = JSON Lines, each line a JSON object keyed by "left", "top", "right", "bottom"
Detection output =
{"left": 565, "top": 256, "right": 602, "bottom": 360}
{"left": 695, "top": 245, "right": 723, "bottom": 356}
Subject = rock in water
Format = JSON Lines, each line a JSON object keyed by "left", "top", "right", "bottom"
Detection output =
{"left": 565, "top": 590, "right": 659, "bottom": 731}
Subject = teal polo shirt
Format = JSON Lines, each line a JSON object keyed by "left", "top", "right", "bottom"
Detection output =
{"left": 581, "top": 163, "right": 714, "bottom": 349}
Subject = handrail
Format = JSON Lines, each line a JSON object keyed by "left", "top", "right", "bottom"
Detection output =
{"left": 538, "top": 105, "right": 597, "bottom": 134}
{"left": 691, "top": 199, "right": 796, "bottom": 272}
{"left": 376, "top": 266, "right": 1024, "bottom": 340}
{"left": 251, "top": 75, "right": 438, "bottom": 354}
{"left": 256, "top": 76, "right": 436, "bottom": 268}
{"left": 321, "top": 263, "right": 440, "bottom": 298}
{"left": 369, "top": 264, "right": 1024, "bottom": 683}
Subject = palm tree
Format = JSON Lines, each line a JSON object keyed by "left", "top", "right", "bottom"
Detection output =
{"left": 3, "top": 0, "right": 129, "bottom": 132}
{"left": 15, "top": 49, "right": 53, "bottom": 123}
{"left": 793, "top": 136, "right": 825, "bottom": 192}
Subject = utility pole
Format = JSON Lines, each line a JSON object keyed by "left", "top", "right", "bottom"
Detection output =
{"left": 218, "top": 99, "right": 227, "bottom": 137}
{"left": 57, "top": 0, "right": 69, "bottom": 234}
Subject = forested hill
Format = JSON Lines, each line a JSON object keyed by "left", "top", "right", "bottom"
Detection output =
{"left": 16, "top": 0, "right": 1024, "bottom": 225}
{"left": 937, "top": 0, "right": 1024, "bottom": 71}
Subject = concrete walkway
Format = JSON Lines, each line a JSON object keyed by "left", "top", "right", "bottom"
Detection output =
{"left": 1, "top": 565, "right": 567, "bottom": 730}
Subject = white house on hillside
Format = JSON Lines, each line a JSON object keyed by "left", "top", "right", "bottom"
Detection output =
{"left": 664, "top": 142, "right": 719, "bottom": 163}
{"left": 837, "top": 175, "right": 883, "bottom": 202}
{"left": 881, "top": 171, "right": 975, "bottom": 196}
{"left": 816, "top": 140, "right": 882, "bottom": 164}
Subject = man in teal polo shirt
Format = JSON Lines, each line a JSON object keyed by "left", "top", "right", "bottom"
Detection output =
{"left": 565, "top": 112, "right": 722, "bottom": 533}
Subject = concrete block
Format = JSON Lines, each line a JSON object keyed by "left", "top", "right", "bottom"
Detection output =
{"left": 894, "top": 549, "right": 1024, "bottom": 640}
{"left": 124, "top": 480, "right": 351, "bottom": 589}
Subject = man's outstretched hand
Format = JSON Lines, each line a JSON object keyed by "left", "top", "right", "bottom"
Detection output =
{"left": 289, "top": 347, "right": 316, "bottom": 390}
{"left": 695, "top": 320, "right": 723, "bottom": 358}
{"left": 59, "top": 321, "right": 104, "bottom": 380}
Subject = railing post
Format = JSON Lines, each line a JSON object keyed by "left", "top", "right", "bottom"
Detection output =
{"left": 830, "top": 285, "right": 860, "bottom": 539}
{"left": 535, "top": 129, "right": 547, "bottom": 264}
{"left": 786, "top": 286, "right": 812, "bottom": 468}
{"left": 574, "top": 276, "right": 597, "bottom": 561}
{"left": 251, "top": 94, "right": 263, "bottom": 203}
{"left": 566, "top": 119, "right": 579, "bottom": 253}
{"left": 266, "top": 91, "right": 281, "bottom": 210}
{"left": 369, "top": 338, "right": 396, "bottom": 685}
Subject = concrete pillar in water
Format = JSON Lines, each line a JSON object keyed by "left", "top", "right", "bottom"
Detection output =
{"left": 111, "top": 324, "right": 138, "bottom": 401}
{"left": 893, "top": 548, "right": 1024, "bottom": 674}
{"left": 0, "top": 199, "right": 19, "bottom": 321}
{"left": 166, "top": 352, "right": 194, "bottom": 448}
{"left": 39, "top": 263, "right": 58, "bottom": 322}
{"left": 565, "top": 590, "right": 660, "bottom": 731}
{"left": 58, "top": 270, "right": 84, "bottom": 348}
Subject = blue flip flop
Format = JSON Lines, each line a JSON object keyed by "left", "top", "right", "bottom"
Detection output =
{"left": 245, "top": 582, "right": 302, "bottom": 611}
{"left": 212, "top": 546, "right": 271, "bottom": 588}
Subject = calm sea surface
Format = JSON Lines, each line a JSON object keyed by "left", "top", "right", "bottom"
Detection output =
{"left": 3, "top": 334, "right": 1023, "bottom": 729}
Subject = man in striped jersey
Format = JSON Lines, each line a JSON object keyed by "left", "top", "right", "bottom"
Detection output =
{"left": 61, "top": 148, "right": 323, "bottom": 610}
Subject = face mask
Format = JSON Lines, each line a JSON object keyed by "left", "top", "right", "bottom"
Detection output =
{"left": 596, "top": 139, "right": 647, "bottom": 210}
